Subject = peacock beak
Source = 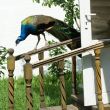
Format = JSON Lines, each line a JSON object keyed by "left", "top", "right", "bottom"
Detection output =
{"left": 15, "top": 39, "right": 20, "bottom": 46}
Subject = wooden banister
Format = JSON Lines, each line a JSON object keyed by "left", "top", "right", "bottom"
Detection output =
{"left": 15, "top": 37, "right": 80, "bottom": 61}
{"left": 94, "top": 49, "right": 104, "bottom": 110}
{"left": 24, "top": 55, "right": 33, "bottom": 110}
{"left": 32, "top": 40, "right": 110, "bottom": 68}
{"left": 7, "top": 48, "right": 15, "bottom": 110}
{"left": 38, "top": 52, "right": 46, "bottom": 108}
{"left": 58, "top": 59, "right": 67, "bottom": 110}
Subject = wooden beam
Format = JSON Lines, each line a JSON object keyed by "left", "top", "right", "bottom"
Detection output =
{"left": 15, "top": 37, "right": 80, "bottom": 61}
{"left": 46, "top": 104, "right": 78, "bottom": 110}
{"left": 94, "top": 49, "right": 104, "bottom": 110}
{"left": 32, "top": 40, "right": 110, "bottom": 68}
{"left": 24, "top": 55, "right": 33, "bottom": 110}
{"left": 38, "top": 52, "right": 46, "bottom": 108}
{"left": 58, "top": 60, "right": 67, "bottom": 110}
{"left": 71, "top": 56, "right": 77, "bottom": 95}
{"left": 7, "top": 48, "right": 15, "bottom": 110}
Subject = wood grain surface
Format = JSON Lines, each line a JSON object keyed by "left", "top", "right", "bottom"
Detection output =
{"left": 91, "top": 0, "right": 110, "bottom": 39}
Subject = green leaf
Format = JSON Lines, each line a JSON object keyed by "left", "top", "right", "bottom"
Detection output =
{"left": 0, "top": 46, "right": 7, "bottom": 73}
{"left": 33, "top": 0, "right": 80, "bottom": 28}
{"left": 33, "top": 0, "right": 40, "bottom": 3}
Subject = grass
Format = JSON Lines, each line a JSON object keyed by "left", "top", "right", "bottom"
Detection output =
{"left": 0, "top": 72, "right": 83, "bottom": 110}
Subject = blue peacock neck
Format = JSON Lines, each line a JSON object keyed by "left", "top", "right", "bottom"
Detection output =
{"left": 18, "top": 24, "right": 36, "bottom": 41}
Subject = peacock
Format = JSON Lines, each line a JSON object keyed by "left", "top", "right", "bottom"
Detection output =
{"left": 15, "top": 15, "right": 81, "bottom": 50}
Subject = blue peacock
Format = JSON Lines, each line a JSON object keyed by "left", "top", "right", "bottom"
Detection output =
{"left": 15, "top": 15, "right": 81, "bottom": 49}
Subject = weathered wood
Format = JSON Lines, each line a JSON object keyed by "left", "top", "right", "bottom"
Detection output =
{"left": 71, "top": 56, "right": 77, "bottom": 95}
{"left": 58, "top": 59, "right": 67, "bottom": 110}
{"left": 71, "top": 41, "right": 77, "bottom": 96}
{"left": 38, "top": 52, "right": 46, "bottom": 108}
{"left": 24, "top": 55, "right": 33, "bottom": 110}
{"left": 32, "top": 40, "right": 110, "bottom": 68}
{"left": 47, "top": 104, "right": 78, "bottom": 110}
{"left": 92, "top": 104, "right": 110, "bottom": 110}
{"left": 94, "top": 49, "right": 104, "bottom": 110}
{"left": 15, "top": 37, "right": 80, "bottom": 61}
{"left": 7, "top": 48, "right": 15, "bottom": 110}
{"left": 91, "top": 0, "right": 110, "bottom": 39}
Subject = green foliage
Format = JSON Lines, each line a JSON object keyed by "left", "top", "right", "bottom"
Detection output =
{"left": 33, "top": 0, "right": 80, "bottom": 28}
{"left": 44, "top": 71, "right": 73, "bottom": 105}
{"left": 0, "top": 78, "right": 8, "bottom": 110}
{"left": 0, "top": 75, "right": 75, "bottom": 109}
{"left": 14, "top": 77, "right": 26, "bottom": 110}
{"left": 47, "top": 40, "right": 71, "bottom": 79}
{"left": 0, "top": 46, "right": 8, "bottom": 74}
{"left": 46, "top": 40, "right": 75, "bottom": 104}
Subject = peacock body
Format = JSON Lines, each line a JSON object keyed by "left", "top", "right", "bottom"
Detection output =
{"left": 16, "top": 15, "right": 81, "bottom": 49}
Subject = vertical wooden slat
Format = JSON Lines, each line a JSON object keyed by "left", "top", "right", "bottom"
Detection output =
{"left": 71, "top": 41, "right": 77, "bottom": 96}
{"left": 94, "top": 49, "right": 104, "bottom": 110}
{"left": 71, "top": 56, "right": 77, "bottom": 95}
{"left": 58, "top": 59, "right": 67, "bottom": 110}
{"left": 7, "top": 48, "right": 15, "bottom": 110}
{"left": 38, "top": 52, "right": 46, "bottom": 108}
{"left": 24, "top": 55, "right": 33, "bottom": 110}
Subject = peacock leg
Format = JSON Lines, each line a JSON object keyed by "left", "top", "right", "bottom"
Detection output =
{"left": 35, "top": 35, "right": 40, "bottom": 49}
{"left": 42, "top": 33, "right": 46, "bottom": 41}
{"left": 42, "top": 33, "right": 48, "bottom": 46}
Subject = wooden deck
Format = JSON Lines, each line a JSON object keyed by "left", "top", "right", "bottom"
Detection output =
{"left": 40, "top": 105, "right": 78, "bottom": 110}
{"left": 92, "top": 104, "right": 110, "bottom": 110}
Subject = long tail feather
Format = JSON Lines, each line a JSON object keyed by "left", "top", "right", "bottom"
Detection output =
{"left": 46, "top": 19, "right": 81, "bottom": 49}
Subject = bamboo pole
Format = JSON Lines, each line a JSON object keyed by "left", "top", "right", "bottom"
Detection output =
{"left": 94, "top": 49, "right": 104, "bottom": 110}
{"left": 38, "top": 52, "right": 46, "bottom": 108}
{"left": 24, "top": 55, "right": 33, "bottom": 110}
{"left": 58, "top": 60, "right": 67, "bottom": 110}
{"left": 7, "top": 48, "right": 15, "bottom": 110}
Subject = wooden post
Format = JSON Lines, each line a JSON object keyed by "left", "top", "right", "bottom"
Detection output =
{"left": 71, "top": 56, "right": 77, "bottom": 95}
{"left": 7, "top": 48, "right": 15, "bottom": 110}
{"left": 58, "top": 59, "right": 67, "bottom": 110}
{"left": 24, "top": 55, "right": 33, "bottom": 110}
{"left": 94, "top": 49, "right": 104, "bottom": 110}
{"left": 38, "top": 52, "right": 46, "bottom": 108}
{"left": 71, "top": 42, "right": 77, "bottom": 96}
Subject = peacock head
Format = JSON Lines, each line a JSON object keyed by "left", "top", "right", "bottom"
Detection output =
{"left": 15, "top": 38, "right": 20, "bottom": 46}
{"left": 15, "top": 35, "right": 23, "bottom": 46}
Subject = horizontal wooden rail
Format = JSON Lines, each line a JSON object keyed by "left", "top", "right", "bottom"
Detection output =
{"left": 32, "top": 40, "right": 110, "bottom": 68}
{"left": 15, "top": 37, "right": 80, "bottom": 61}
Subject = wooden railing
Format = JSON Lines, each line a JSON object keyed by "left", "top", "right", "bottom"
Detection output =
{"left": 15, "top": 37, "right": 80, "bottom": 60}
{"left": 7, "top": 39, "right": 110, "bottom": 110}
{"left": 32, "top": 40, "right": 110, "bottom": 68}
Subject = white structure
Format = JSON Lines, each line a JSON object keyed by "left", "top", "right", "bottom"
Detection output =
{"left": 79, "top": 0, "right": 110, "bottom": 106}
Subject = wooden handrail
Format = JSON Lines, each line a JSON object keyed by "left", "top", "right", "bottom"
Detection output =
{"left": 32, "top": 40, "right": 110, "bottom": 68}
{"left": 15, "top": 37, "right": 80, "bottom": 61}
